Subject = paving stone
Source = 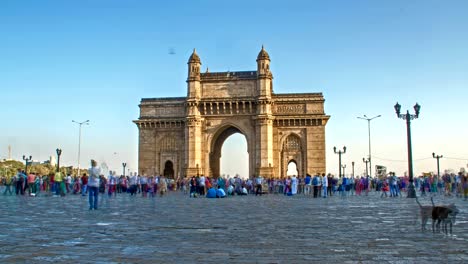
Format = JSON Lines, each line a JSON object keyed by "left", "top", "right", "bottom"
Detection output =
{"left": 0, "top": 191, "right": 466, "bottom": 263}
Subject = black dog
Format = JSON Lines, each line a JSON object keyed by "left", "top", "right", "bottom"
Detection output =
{"left": 432, "top": 206, "right": 458, "bottom": 234}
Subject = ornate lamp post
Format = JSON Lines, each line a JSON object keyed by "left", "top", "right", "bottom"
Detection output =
{"left": 333, "top": 146, "right": 346, "bottom": 178}
{"left": 357, "top": 114, "right": 381, "bottom": 177}
{"left": 351, "top": 161, "right": 355, "bottom": 178}
{"left": 342, "top": 164, "right": 347, "bottom": 177}
{"left": 22, "top": 155, "right": 32, "bottom": 173}
{"left": 56, "top": 148, "right": 62, "bottom": 172}
{"left": 432, "top": 153, "right": 443, "bottom": 182}
{"left": 394, "top": 102, "right": 421, "bottom": 198}
{"left": 72, "top": 120, "right": 89, "bottom": 177}
{"left": 122, "top": 162, "right": 127, "bottom": 176}
{"left": 363, "top": 158, "right": 370, "bottom": 177}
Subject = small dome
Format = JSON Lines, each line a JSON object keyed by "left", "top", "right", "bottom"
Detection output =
{"left": 257, "top": 45, "right": 270, "bottom": 61}
{"left": 188, "top": 48, "right": 201, "bottom": 64}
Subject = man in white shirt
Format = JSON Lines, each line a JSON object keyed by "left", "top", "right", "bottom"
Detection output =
{"left": 129, "top": 173, "right": 138, "bottom": 196}
{"left": 322, "top": 173, "right": 328, "bottom": 198}
{"left": 65, "top": 174, "right": 72, "bottom": 193}
{"left": 198, "top": 175, "right": 206, "bottom": 195}
{"left": 88, "top": 159, "right": 101, "bottom": 210}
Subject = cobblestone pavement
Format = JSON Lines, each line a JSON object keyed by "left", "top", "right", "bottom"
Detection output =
{"left": 0, "top": 191, "right": 467, "bottom": 263}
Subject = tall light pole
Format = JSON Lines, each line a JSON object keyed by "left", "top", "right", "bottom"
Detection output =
{"left": 342, "top": 164, "right": 346, "bottom": 177}
{"left": 357, "top": 114, "right": 381, "bottom": 178}
{"left": 363, "top": 158, "right": 370, "bottom": 177}
{"left": 351, "top": 161, "right": 355, "bottom": 178}
{"left": 394, "top": 102, "right": 421, "bottom": 198}
{"left": 122, "top": 162, "right": 127, "bottom": 177}
{"left": 333, "top": 146, "right": 346, "bottom": 178}
{"left": 56, "top": 148, "right": 62, "bottom": 172}
{"left": 72, "top": 120, "right": 89, "bottom": 177}
{"left": 432, "top": 153, "right": 443, "bottom": 182}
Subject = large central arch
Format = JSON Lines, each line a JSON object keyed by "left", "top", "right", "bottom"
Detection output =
{"left": 209, "top": 124, "right": 250, "bottom": 178}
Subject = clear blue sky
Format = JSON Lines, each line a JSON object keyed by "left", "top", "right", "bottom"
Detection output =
{"left": 1, "top": 0, "right": 467, "bottom": 177}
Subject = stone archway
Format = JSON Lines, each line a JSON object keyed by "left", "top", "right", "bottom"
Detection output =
{"left": 286, "top": 159, "right": 299, "bottom": 176}
{"left": 281, "top": 134, "right": 304, "bottom": 178}
{"left": 209, "top": 125, "right": 249, "bottom": 178}
{"left": 163, "top": 160, "right": 175, "bottom": 178}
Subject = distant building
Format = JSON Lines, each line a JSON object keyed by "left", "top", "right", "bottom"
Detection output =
{"left": 49, "top": 156, "right": 57, "bottom": 167}
{"left": 30, "top": 160, "right": 41, "bottom": 166}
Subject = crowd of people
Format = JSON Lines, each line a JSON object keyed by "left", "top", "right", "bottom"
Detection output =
{"left": 2, "top": 163, "right": 468, "bottom": 203}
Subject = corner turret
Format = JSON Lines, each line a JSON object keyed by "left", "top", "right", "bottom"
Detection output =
{"left": 256, "top": 45, "right": 273, "bottom": 98}
{"left": 256, "top": 45, "right": 272, "bottom": 79}
{"left": 187, "top": 49, "right": 201, "bottom": 99}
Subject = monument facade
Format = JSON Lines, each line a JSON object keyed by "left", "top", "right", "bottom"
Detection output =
{"left": 134, "top": 47, "right": 330, "bottom": 178}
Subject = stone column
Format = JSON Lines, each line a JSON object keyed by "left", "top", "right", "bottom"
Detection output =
{"left": 255, "top": 113, "right": 274, "bottom": 178}
{"left": 306, "top": 125, "right": 326, "bottom": 175}
{"left": 138, "top": 124, "right": 156, "bottom": 175}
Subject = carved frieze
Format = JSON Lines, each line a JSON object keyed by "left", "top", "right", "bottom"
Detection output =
{"left": 274, "top": 104, "right": 305, "bottom": 114}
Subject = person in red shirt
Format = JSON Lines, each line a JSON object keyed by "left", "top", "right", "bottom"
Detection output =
{"left": 49, "top": 173, "right": 55, "bottom": 194}
{"left": 28, "top": 172, "right": 36, "bottom": 195}
{"left": 81, "top": 173, "right": 88, "bottom": 196}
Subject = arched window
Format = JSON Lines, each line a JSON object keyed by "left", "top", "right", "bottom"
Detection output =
{"left": 159, "top": 135, "right": 179, "bottom": 151}
{"left": 283, "top": 134, "right": 301, "bottom": 151}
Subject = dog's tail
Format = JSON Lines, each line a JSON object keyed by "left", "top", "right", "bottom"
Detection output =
{"left": 415, "top": 196, "right": 423, "bottom": 208}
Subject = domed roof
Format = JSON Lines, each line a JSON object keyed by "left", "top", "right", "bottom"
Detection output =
{"left": 257, "top": 45, "right": 270, "bottom": 61}
{"left": 188, "top": 48, "right": 201, "bottom": 64}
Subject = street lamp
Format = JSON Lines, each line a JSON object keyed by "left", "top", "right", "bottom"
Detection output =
{"left": 351, "top": 161, "right": 355, "bottom": 178}
{"left": 22, "top": 155, "right": 32, "bottom": 173}
{"left": 432, "top": 153, "right": 443, "bottom": 182}
{"left": 333, "top": 146, "right": 346, "bottom": 178}
{"left": 342, "top": 164, "right": 347, "bottom": 177}
{"left": 122, "top": 162, "right": 127, "bottom": 176}
{"left": 72, "top": 120, "right": 89, "bottom": 177}
{"left": 363, "top": 158, "right": 370, "bottom": 177}
{"left": 357, "top": 114, "right": 381, "bottom": 178}
{"left": 394, "top": 102, "right": 421, "bottom": 198}
{"left": 56, "top": 148, "right": 62, "bottom": 172}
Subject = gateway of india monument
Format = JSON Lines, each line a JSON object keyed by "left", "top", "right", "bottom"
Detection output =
{"left": 134, "top": 47, "right": 330, "bottom": 179}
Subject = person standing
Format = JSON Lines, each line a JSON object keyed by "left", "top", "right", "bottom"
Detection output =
{"left": 312, "top": 174, "right": 319, "bottom": 198}
{"left": 54, "top": 171, "right": 64, "bottom": 197}
{"left": 140, "top": 174, "right": 148, "bottom": 197}
{"left": 27, "top": 172, "right": 36, "bottom": 196}
{"left": 291, "top": 175, "right": 298, "bottom": 195}
{"left": 255, "top": 175, "right": 263, "bottom": 196}
{"left": 322, "top": 173, "right": 328, "bottom": 198}
{"left": 65, "top": 173, "right": 72, "bottom": 193}
{"left": 158, "top": 176, "right": 167, "bottom": 197}
{"left": 108, "top": 171, "right": 116, "bottom": 197}
{"left": 462, "top": 173, "right": 468, "bottom": 201}
{"left": 304, "top": 174, "right": 312, "bottom": 195}
{"left": 198, "top": 175, "right": 206, "bottom": 196}
{"left": 284, "top": 176, "right": 292, "bottom": 195}
{"left": 81, "top": 173, "right": 88, "bottom": 196}
{"left": 129, "top": 173, "right": 138, "bottom": 196}
{"left": 327, "top": 174, "right": 334, "bottom": 197}
{"left": 15, "top": 169, "right": 25, "bottom": 195}
{"left": 88, "top": 160, "right": 101, "bottom": 210}
{"left": 3, "top": 176, "right": 13, "bottom": 195}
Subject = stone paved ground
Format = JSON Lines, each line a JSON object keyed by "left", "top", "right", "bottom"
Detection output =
{"left": 0, "top": 191, "right": 467, "bottom": 263}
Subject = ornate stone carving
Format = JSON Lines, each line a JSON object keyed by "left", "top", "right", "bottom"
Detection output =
{"left": 274, "top": 104, "right": 305, "bottom": 114}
